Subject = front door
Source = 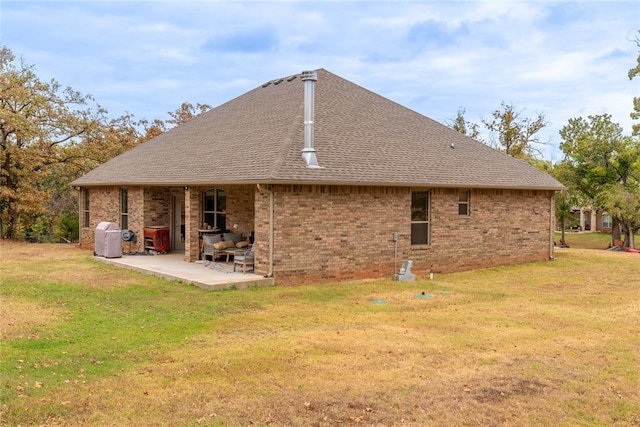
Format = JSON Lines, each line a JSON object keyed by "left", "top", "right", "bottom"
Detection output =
{"left": 173, "top": 195, "right": 186, "bottom": 251}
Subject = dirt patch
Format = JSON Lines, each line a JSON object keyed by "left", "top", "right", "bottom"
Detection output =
{"left": 473, "top": 377, "right": 547, "bottom": 403}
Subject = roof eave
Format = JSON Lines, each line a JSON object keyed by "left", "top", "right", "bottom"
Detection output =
{"left": 72, "top": 178, "right": 564, "bottom": 192}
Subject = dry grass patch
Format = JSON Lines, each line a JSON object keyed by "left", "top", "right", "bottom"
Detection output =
{"left": 0, "top": 240, "right": 150, "bottom": 289}
{"left": 1, "top": 242, "right": 639, "bottom": 426}
{"left": 0, "top": 297, "right": 67, "bottom": 340}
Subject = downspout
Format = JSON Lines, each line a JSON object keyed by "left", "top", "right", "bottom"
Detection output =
{"left": 257, "top": 184, "right": 274, "bottom": 278}
{"left": 549, "top": 191, "right": 555, "bottom": 260}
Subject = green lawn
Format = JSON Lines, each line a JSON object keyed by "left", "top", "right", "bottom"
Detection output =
{"left": 1, "top": 240, "right": 639, "bottom": 426}
{"left": 556, "top": 230, "right": 612, "bottom": 249}
{"left": 556, "top": 231, "right": 638, "bottom": 250}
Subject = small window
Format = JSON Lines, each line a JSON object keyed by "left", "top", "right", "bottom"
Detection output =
{"left": 411, "top": 190, "right": 430, "bottom": 245}
{"left": 83, "top": 189, "right": 90, "bottom": 227}
{"left": 458, "top": 190, "right": 470, "bottom": 216}
{"left": 602, "top": 214, "right": 612, "bottom": 229}
{"left": 120, "top": 188, "right": 128, "bottom": 230}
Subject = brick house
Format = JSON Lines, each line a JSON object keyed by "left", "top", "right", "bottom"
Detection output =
{"left": 72, "top": 69, "right": 564, "bottom": 284}
{"left": 570, "top": 206, "right": 613, "bottom": 233}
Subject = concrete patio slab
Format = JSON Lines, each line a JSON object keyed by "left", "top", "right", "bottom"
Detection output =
{"left": 94, "top": 253, "right": 273, "bottom": 290}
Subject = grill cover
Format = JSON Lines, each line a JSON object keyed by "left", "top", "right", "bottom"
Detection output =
{"left": 104, "top": 230, "right": 123, "bottom": 258}
{"left": 95, "top": 222, "right": 120, "bottom": 256}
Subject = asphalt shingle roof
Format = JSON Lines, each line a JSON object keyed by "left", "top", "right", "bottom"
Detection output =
{"left": 72, "top": 69, "right": 564, "bottom": 190}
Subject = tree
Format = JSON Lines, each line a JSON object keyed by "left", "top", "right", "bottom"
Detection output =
{"left": 555, "top": 191, "right": 574, "bottom": 246}
{"left": 0, "top": 46, "right": 212, "bottom": 240}
{"left": 449, "top": 103, "right": 548, "bottom": 161}
{"left": 551, "top": 161, "right": 580, "bottom": 246}
{"left": 166, "top": 102, "right": 211, "bottom": 127}
{"left": 560, "top": 114, "right": 640, "bottom": 249}
{"left": 629, "top": 30, "right": 640, "bottom": 136}
{"left": 599, "top": 181, "right": 640, "bottom": 249}
{"left": 0, "top": 46, "right": 105, "bottom": 239}
{"left": 482, "top": 102, "right": 548, "bottom": 159}
{"left": 447, "top": 107, "right": 482, "bottom": 140}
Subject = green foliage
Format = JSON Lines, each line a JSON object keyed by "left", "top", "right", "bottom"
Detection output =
{"left": 54, "top": 211, "right": 79, "bottom": 241}
{"left": 560, "top": 113, "right": 640, "bottom": 248}
{"left": 555, "top": 191, "right": 576, "bottom": 245}
{"left": 599, "top": 181, "right": 640, "bottom": 247}
{"left": 629, "top": 31, "right": 640, "bottom": 136}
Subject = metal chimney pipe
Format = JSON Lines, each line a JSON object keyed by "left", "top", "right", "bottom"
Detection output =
{"left": 301, "top": 70, "right": 321, "bottom": 168}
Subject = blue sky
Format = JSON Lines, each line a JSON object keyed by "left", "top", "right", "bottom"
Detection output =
{"left": 2, "top": 0, "right": 639, "bottom": 161}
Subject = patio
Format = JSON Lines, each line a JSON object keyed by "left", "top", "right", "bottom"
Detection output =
{"left": 95, "top": 252, "right": 274, "bottom": 290}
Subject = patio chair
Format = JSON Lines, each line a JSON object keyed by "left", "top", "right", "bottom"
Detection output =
{"left": 202, "top": 234, "right": 223, "bottom": 265}
{"left": 233, "top": 245, "right": 255, "bottom": 274}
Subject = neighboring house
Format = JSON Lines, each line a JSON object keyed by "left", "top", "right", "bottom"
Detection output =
{"left": 570, "top": 207, "right": 613, "bottom": 233}
{"left": 72, "top": 69, "right": 564, "bottom": 285}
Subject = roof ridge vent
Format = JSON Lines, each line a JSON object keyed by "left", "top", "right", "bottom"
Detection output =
{"left": 300, "top": 70, "right": 322, "bottom": 169}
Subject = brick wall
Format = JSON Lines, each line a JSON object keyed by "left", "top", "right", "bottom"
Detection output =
{"left": 79, "top": 186, "right": 173, "bottom": 253}
{"left": 224, "top": 185, "right": 255, "bottom": 238}
{"left": 263, "top": 185, "right": 553, "bottom": 285}
{"left": 421, "top": 188, "right": 553, "bottom": 274}
{"left": 266, "top": 185, "right": 407, "bottom": 284}
{"left": 79, "top": 186, "right": 120, "bottom": 250}
{"left": 81, "top": 184, "right": 554, "bottom": 284}
{"left": 144, "top": 187, "right": 171, "bottom": 226}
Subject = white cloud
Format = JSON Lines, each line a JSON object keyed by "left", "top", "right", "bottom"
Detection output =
{"left": 2, "top": 0, "right": 638, "bottom": 161}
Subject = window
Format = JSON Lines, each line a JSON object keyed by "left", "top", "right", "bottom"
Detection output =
{"left": 458, "top": 190, "right": 470, "bottom": 216}
{"left": 602, "top": 214, "right": 612, "bottom": 229}
{"left": 120, "top": 188, "right": 128, "bottom": 229}
{"left": 83, "top": 189, "right": 90, "bottom": 227}
{"left": 411, "top": 190, "right": 430, "bottom": 245}
{"left": 203, "top": 189, "right": 226, "bottom": 231}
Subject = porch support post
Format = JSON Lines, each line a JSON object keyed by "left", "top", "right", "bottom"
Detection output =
{"left": 184, "top": 187, "right": 200, "bottom": 262}
{"left": 580, "top": 208, "right": 586, "bottom": 231}
{"left": 590, "top": 209, "right": 597, "bottom": 233}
